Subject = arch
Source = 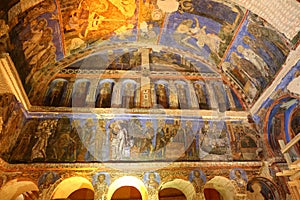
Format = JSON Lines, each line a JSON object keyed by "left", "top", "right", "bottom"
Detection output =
{"left": 120, "top": 79, "right": 138, "bottom": 108}
{"left": 193, "top": 81, "right": 210, "bottom": 109}
{"left": 71, "top": 79, "right": 91, "bottom": 107}
{"left": 204, "top": 176, "right": 237, "bottom": 200}
{"left": 51, "top": 176, "right": 94, "bottom": 199}
{"left": 247, "top": 177, "right": 285, "bottom": 200}
{"left": 264, "top": 95, "right": 300, "bottom": 157}
{"left": 95, "top": 79, "right": 115, "bottom": 108}
{"left": 211, "top": 81, "right": 230, "bottom": 112}
{"left": 111, "top": 186, "right": 142, "bottom": 200}
{"left": 106, "top": 176, "right": 148, "bottom": 200}
{"left": 154, "top": 80, "right": 170, "bottom": 109}
{"left": 0, "top": 179, "right": 39, "bottom": 200}
{"left": 174, "top": 80, "right": 191, "bottom": 109}
{"left": 44, "top": 78, "right": 68, "bottom": 106}
{"left": 158, "top": 179, "right": 195, "bottom": 200}
{"left": 159, "top": 188, "right": 186, "bottom": 200}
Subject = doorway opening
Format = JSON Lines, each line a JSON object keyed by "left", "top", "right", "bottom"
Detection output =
{"left": 159, "top": 188, "right": 186, "bottom": 200}
{"left": 111, "top": 186, "right": 142, "bottom": 200}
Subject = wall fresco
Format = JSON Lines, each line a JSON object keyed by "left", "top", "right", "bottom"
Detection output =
{"left": 267, "top": 97, "right": 300, "bottom": 160}
{"left": 0, "top": 94, "right": 25, "bottom": 159}
{"left": 3, "top": 113, "right": 263, "bottom": 164}
{"left": 8, "top": 0, "right": 64, "bottom": 93}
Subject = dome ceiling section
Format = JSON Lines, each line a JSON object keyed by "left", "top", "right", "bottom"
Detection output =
{"left": 4, "top": 0, "right": 293, "bottom": 109}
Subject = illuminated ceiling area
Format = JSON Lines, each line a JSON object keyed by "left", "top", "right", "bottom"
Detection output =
{"left": 2, "top": 0, "right": 297, "bottom": 108}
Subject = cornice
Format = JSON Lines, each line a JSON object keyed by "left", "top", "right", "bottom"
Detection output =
{"left": 0, "top": 53, "right": 31, "bottom": 110}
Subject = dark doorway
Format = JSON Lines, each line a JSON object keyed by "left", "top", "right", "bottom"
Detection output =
{"left": 159, "top": 188, "right": 186, "bottom": 200}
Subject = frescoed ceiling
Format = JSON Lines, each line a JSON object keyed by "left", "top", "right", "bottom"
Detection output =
{"left": 1, "top": 0, "right": 297, "bottom": 109}
{"left": 0, "top": 0, "right": 300, "bottom": 165}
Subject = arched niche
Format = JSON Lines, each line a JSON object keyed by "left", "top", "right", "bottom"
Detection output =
{"left": 106, "top": 176, "right": 148, "bottom": 200}
{"left": 71, "top": 79, "right": 91, "bottom": 107}
{"left": 119, "top": 79, "right": 138, "bottom": 108}
{"left": 174, "top": 80, "right": 191, "bottom": 109}
{"left": 158, "top": 179, "right": 195, "bottom": 200}
{"left": 154, "top": 80, "right": 170, "bottom": 109}
{"left": 211, "top": 81, "right": 230, "bottom": 112}
{"left": 265, "top": 96, "right": 300, "bottom": 158}
{"left": 44, "top": 78, "right": 68, "bottom": 107}
{"left": 50, "top": 176, "right": 94, "bottom": 200}
{"left": 0, "top": 179, "right": 39, "bottom": 200}
{"left": 204, "top": 176, "right": 237, "bottom": 200}
{"left": 95, "top": 79, "right": 115, "bottom": 108}
{"left": 193, "top": 81, "right": 210, "bottom": 110}
{"left": 247, "top": 177, "right": 284, "bottom": 200}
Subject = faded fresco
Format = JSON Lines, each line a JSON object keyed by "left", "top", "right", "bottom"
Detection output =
{"left": 229, "top": 168, "right": 248, "bottom": 193}
{"left": 5, "top": 0, "right": 293, "bottom": 108}
{"left": 189, "top": 169, "right": 206, "bottom": 200}
{"left": 247, "top": 177, "right": 284, "bottom": 200}
{"left": 0, "top": 94, "right": 25, "bottom": 159}
{"left": 93, "top": 172, "right": 110, "bottom": 200}
{"left": 9, "top": 0, "right": 64, "bottom": 91}
{"left": 42, "top": 75, "right": 243, "bottom": 111}
{"left": 267, "top": 97, "right": 300, "bottom": 160}
{"left": 3, "top": 113, "right": 264, "bottom": 163}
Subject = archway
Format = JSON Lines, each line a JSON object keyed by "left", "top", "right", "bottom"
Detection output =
{"left": 204, "top": 176, "right": 237, "bottom": 200}
{"left": 158, "top": 179, "right": 195, "bottom": 200}
{"left": 106, "top": 176, "right": 148, "bottom": 200}
{"left": 203, "top": 188, "right": 222, "bottom": 200}
{"left": 111, "top": 186, "right": 142, "bottom": 200}
{"left": 247, "top": 177, "right": 284, "bottom": 200}
{"left": 51, "top": 176, "right": 94, "bottom": 200}
{"left": 159, "top": 188, "right": 186, "bottom": 200}
{"left": 0, "top": 179, "right": 39, "bottom": 200}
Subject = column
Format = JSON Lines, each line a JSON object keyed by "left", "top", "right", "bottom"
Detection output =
{"left": 187, "top": 82, "right": 199, "bottom": 109}
{"left": 62, "top": 78, "right": 75, "bottom": 107}
{"left": 225, "top": 85, "right": 236, "bottom": 111}
{"left": 206, "top": 81, "right": 218, "bottom": 110}
{"left": 140, "top": 49, "right": 152, "bottom": 108}
{"left": 85, "top": 79, "right": 99, "bottom": 107}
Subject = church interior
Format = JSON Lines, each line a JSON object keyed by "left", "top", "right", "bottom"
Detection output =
{"left": 0, "top": 0, "right": 300, "bottom": 199}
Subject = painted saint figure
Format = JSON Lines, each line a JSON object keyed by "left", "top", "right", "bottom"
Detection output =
{"left": 145, "top": 172, "right": 159, "bottom": 189}
{"left": 230, "top": 168, "right": 247, "bottom": 193}
{"left": 191, "top": 170, "right": 206, "bottom": 200}
{"left": 156, "top": 83, "right": 169, "bottom": 108}
{"left": 122, "top": 82, "right": 135, "bottom": 108}
{"left": 176, "top": 83, "right": 189, "bottom": 109}
{"left": 96, "top": 82, "right": 113, "bottom": 108}
{"left": 95, "top": 174, "right": 109, "bottom": 200}
{"left": 31, "top": 120, "right": 56, "bottom": 161}
{"left": 194, "top": 83, "right": 209, "bottom": 109}
{"left": 110, "top": 121, "right": 128, "bottom": 160}
{"left": 72, "top": 81, "right": 89, "bottom": 107}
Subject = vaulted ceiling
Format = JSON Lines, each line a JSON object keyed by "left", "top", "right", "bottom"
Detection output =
{"left": 0, "top": 0, "right": 299, "bottom": 109}
{"left": 0, "top": 0, "right": 300, "bottom": 165}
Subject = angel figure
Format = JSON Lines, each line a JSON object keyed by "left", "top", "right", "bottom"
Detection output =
{"left": 258, "top": 157, "right": 275, "bottom": 180}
